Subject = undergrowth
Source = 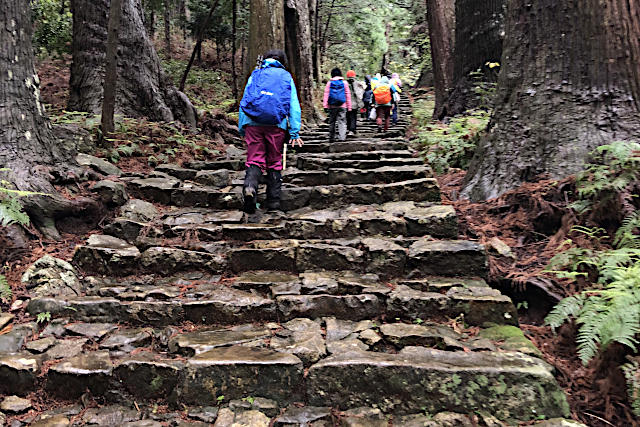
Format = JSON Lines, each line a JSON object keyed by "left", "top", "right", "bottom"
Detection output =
{"left": 542, "top": 141, "right": 640, "bottom": 414}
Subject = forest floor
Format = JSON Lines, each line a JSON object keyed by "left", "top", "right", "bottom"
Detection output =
{"left": 0, "top": 49, "right": 635, "bottom": 426}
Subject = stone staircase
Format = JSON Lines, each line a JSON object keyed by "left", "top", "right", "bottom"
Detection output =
{"left": 1, "top": 98, "right": 580, "bottom": 426}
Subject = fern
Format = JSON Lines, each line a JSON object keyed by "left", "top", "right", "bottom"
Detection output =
{"left": 615, "top": 212, "right": 640, "bottom": 249}
{"left": 622, "top": 360, "right": 640, "bottom": 417}
{"left": 0, "top": 275, "right": 12, "bottom": 303}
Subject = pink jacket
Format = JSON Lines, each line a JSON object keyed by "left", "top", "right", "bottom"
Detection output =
{"left": 323, "top": 77, "right": 352, "bottom": 110}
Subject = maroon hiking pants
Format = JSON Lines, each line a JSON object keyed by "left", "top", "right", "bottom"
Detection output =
{"left": 245, "top": 126, "right": 287, "bottom": 171}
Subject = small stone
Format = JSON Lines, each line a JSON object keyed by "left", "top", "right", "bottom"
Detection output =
{"left": 100, "top": 328, "right": 152, "bottom": 352}
{"left": 326, "top": 339, "right": 368, "bottom": 354}
{"left": 1, "top": 396, "right": 32, "bottom": 413}
{"left": 275, "top": 406, "right": 332, "bottom": 426}
{"left": 358, "top": 329, "right": 381, "bottom": 346}
{"left": 30, "top": 414, "right": 70, "bottom": 427}
{"left": 64, "top": 322, "right": 117, "bottom": 340}
{"left": 10, "top": 300, "right": 23, "bottom": 311}
{"left": 194, "top": 169, "right": 230, "bottom": 187}
{"left": 120, "top": 199, "right": 159, "bottom": 222}
{"left": 0, "top": 313, "right": 14, "bottom": 330}
{"left": 76, "top": 153, "right": 123, "bottom": 176}
{"left": 187, "top": 406, "right": 219, "bottom": 423}
{"left": 46, "top": 338, "right": 87, "bottom": 359}
{"left": 92, "top": 180, "right": 128, "bottom": 206}
{"left": 229, "top": 397, "right": 279, "bottom": 418}
{"left": 81, "top": 406, "right": 140, "bottom": 425}
{"left": 341, "top": 407, "right": 386, "bottom": 427}
{"left": 21, "top": 255, "right": 81, "bottom": 298}
{"left": 213, "top": 408, "right": 235, "bottom": 427}
{"left": 26, "top": 337, "right": 57, "bottom": 353}
{"left": 488, "top": 237, "right": 515, "bottom": 258}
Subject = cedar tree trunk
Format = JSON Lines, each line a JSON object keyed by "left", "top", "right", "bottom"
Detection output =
{"left": 69, "top": 0, "right": 196, "bottom": 127}
{"left": 441, "top": 0, "right": 505, "bottom": 117}
{"left": 1, "top": 0, "right": 96, "bottom": 238}
{"left": 462, "top": 0, "right": 640, "bottom": 200}
{"left": 426, "top": 0, "right": 455, "bottom": 118}
{"left": 285, "top": 0, "right": 318, "bottom": 123}
{"left": 245, "top": 0, "right": 285, "bottom": 76}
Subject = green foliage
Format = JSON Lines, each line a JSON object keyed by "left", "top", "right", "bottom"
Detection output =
{"left": 414, "top": 107, "right": 490, "bottom": 174}
{"left": 31, "top": 0, "right": 73, "bottom": 56}
{"left": 0, "top": 173, "right": 35, "bottom": 228}
{"left": 36, "top": 311, "right": 52, "bottom": 324}
{"left": 570, "top": 141, "right": 640, "bottom": 215}
{"left": 0, "top": 275, "right": 12, "bottom": 303}
{"left": 622, "top": 360, "right": 640, "bottom": 417}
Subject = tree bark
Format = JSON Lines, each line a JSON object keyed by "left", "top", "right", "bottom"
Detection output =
{"left": 285, "top": 0, "right": 318, "bottom": 123}
{"left": 245, "top": 0, "right": 285, "bottom": 76}
{"left": 232, "top": 0, "right": 238, "bottom": 99}
{"left": 310, "top": 0, "right": 321, "bottom": 82}
{"left": 101, "top": 0, "right": 123, "bottom": 136}
{"left": 426, "top": 0, "right": 455, "bottom": 119}
{"left": 1, "top": 0, "right": 97, "bottom": 238}
{"left": 164, "top": 0, "right": 171, "bottom": 57}
{"left": 69, "top": 0, "right": 196, "bottom": 127}
{"left": 441, "top": 0, "right": 505, "bottom": 117}
{"left": 462, "top": 0, "right": 640, "bottom": 201}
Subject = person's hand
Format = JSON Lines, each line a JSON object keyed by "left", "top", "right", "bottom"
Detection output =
{"left": 290, "top": 138, "right": 304, "bottom": 147}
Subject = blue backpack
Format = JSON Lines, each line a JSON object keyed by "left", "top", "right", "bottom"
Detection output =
{"left": 328, "top": 80, "right": 346, "bottom": 106}
{"left": 240, "top": 64, "right": 292, "bottom": 125}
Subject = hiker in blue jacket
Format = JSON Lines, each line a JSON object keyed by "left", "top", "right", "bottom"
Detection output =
{"left": 238, "top": 50, "right": 303, "bottom": 213}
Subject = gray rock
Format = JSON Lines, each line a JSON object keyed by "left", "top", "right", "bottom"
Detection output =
{"left": 407, "top": 239, "right": 487, "bottom": 277}
{"left": 129, "top": 177, "right": 180, "bottom": 204}
{"left": 278, "top": 294, "right": 380, "bottom": 321}
{"left": 229, "top": 397, "right": 279, "bottom": 418}
{"left": 76, "top": 153, "right": 122, "bottom": 176}
{"left": 271, "top": 319, "right": 326, "bottom": 365}
{"left": 72, "top": 235, "right": 140, "bottom": 275}
{"left": 0, "top": 396, "right": 31, "bottom": 413}
{"left": 187, "top": 406, "right": 219, "bottom": 423}
{"left": 0, "top": 313, "right": 14, "bottom": 330}
{"left": 379, "top": 323, "right": 461, "bottom": 348}
{"left": 120, "top": 199, "right": 159, "bottom": 222}
{"left": 26, "top": 337, "right": 57, "bottom": 353}
{"left": 64, "top": 322, "right": 117, "bottom": 339}
{"left": 0, "top": 353, "right": 40, "bottom": 395}
{"left": 92, "top": 180, "right": 128, "bottom": 206}
{"left": 341, "top": 407, "right": 386, "bottom": 427}
{"left": 81, "top": 405, "right": 140, "bottom": 425}
{"left": 140, "top": 247, "right": 225, "bottom": 275}
{"left": 358, "top": 329, "right": 381, "bottom": 346}
{"left": 156, "top": 164, "right": 198, "bottom": 181}
{"left": 114, "top": 356, "right": 182, "bottom": 399}
{"left": 301, "top": 272, "right": 339, "bottom": 295}
{"left": 169, "top": 327, "right": 271, "bottom": 356}
{"left": 100, "top": 328, "right": 152, "bottom": 352}
{"left": 0, "top": 323, "right": 37, "bottom": 353}
{"left": 194, "top": 169, "right": 231, "bottom": 187}
{"left": 275, "top": 406, "right": 332, "bottom": 426}
{"left": 30, "top": 415, "right": 70, "bottom": 427}
{"left": 21, "top": 255, "right": 81, "bottom": 298}
{"left": 47, "top": 351, "right": 113, "bottom": 397}
{"left": 46, "top": 338, "right": 88, "bottom": 359}
{"left": 214, "top": 409, "right": 270, "bottom": 427}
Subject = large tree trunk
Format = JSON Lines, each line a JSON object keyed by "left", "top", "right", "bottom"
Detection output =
{"left": 245, "top": 0, "right": 285, "bottom": 76}
{"left": 285, "top": 0, "right": 318, "bottom": 124}
{"left": 69, "top": 0, "right": 196, "bottom": 127}
{"left": 426, "top": 0, "right": 455, "bottom": 118}
{"left": 441, "top": 0, "right": 505, "bottom": 117}
{"left": 163, "top": 0, "right": 171, "bottom": 57}
{"left": 101, "top": 0, "right": 123, "bottom": 136}
{"left": 310, "top": 0, "right": 321, "bottom": 82}
{"left": 1, "top": 0, "right": 96, "bottom": 238}
{"left": 462, "top": 0, "right": 640, "bottom": 201}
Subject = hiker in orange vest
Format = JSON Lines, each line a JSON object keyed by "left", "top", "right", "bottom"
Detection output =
{"left": 372, "top": 76, "right": 397, "bottom": 133}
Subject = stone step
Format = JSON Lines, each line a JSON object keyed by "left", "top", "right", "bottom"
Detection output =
{"left": 71, "top": 234, "right": 486, "bottom": 278}
{"left": 137, "top": 202, "right": 457, "bottom": 243}
{"left": 296, "top": 140, "right": 409, "bottom": 153}
{"left": 27, "top": 269, "right": 512, "bottom": 327}
{"left": 128, "top": 177, "right": 440, "bottom": 210}
{"left": 0, "top": 318, "right": 566, "bottom": 421}
{"left": 296, "top": 156, "right": 424, "bottom": 171}
{"left": 280, "top": 165, "right": 432, "bottom": 187}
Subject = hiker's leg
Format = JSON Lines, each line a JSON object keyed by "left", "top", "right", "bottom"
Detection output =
{"left": 392, "top": 104, "right": 398, "bottom": 124}
{"left": 243, "top": 126, "right": 267, "bottom": 214}
{"left": 383, "top": 107, "right": 391, "bottom": 131}
{"left": 329, "top": 108, "right": 338, "bottom": 141}
{"left": 337, "top": 108, "right": 347, "bottom": 141}
{"left": 376, "top": 106, "right": 383, "bottom": 131}
{"left": 265, "top": 127, "right": 287, "bottom": 171}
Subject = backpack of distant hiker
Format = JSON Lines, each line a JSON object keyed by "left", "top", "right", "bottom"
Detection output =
{"left": 240, "top": 65, "right": 291, "bottom": 125}
{"left": 328, "top": 80, "right": 347, "bottom": 106}
{"left": 373, "top": 84, "right": 392, "bottom": 105}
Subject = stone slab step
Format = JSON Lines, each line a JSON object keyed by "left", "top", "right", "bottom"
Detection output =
{"left": 306, "top": 349, "right": 570, "bottom": 420}
{"left": 280, "top": 165, "right": 432, "bottom": 187}
{"left": 145, "top": 203, "right": 458, "bottom": 243}
{"left": 297, "top": 156, "right": 425, "bottom": 171}
{"left": 298, "top": 141, "right": 409, "bottom": 153}
{"left": 128, "top": 177, "right": 440, "bottom": 210}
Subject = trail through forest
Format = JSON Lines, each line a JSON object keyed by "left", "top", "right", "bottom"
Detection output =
{"left": 1, "top": 0, "right": 640, "bottom": 426}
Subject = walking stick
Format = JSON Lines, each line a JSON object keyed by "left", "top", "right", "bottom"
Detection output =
{"left": 283, "top": 143, "right": 288, "bottom": 171}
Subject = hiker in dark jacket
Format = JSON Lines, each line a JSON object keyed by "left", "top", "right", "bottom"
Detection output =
{"left": 323, "top": 68, "right": 352, "bottom": 142}
{"left": 363, "top": 75, "right": 373, "bottom": 120}
{"left": 238, "top": 49, "right": 303, "bottom": 214}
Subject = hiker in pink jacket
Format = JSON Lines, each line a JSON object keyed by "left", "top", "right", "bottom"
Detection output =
{"left": 323, "top": 68, "right": 352, "bottom": 142}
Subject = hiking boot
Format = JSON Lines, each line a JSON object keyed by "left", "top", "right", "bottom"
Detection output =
{"left": 265, "top": 169, "right": 282, "bottom": 211}
{"left": 242, "top": 165, "right": 262, "bottom": 214}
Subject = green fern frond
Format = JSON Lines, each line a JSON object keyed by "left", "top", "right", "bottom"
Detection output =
{"left": 545, "top": 294, "right": 585, "bottom": 330}
{"left": 615, "top": 213, "right": 640, "bottom": 249}
{"left": 0, "top": 275, "right": 12, "bottom": 302}
{"left": 622, "top": 360, "right": 640, "bottom": 417}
